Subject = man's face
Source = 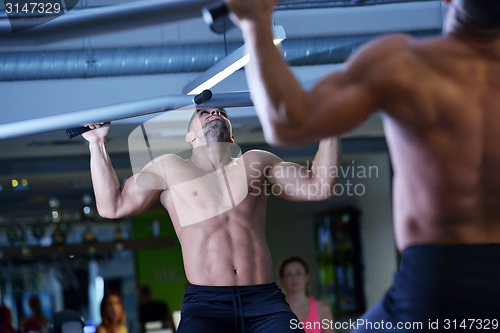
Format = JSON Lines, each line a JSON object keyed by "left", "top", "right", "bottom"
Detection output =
{"left": 188, "top": 108, "right": 233, "bottom": 145}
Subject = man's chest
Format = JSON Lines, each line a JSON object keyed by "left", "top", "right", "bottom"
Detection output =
{"left": 164, "top": 160, "right": 266, "bottom": 226}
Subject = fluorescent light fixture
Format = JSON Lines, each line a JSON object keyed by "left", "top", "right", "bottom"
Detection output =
{"left": 183, "top": 25, "right": 286, "bottom": 95}
{"left": 95, "top": 276, "right": 104, "bottom": 306}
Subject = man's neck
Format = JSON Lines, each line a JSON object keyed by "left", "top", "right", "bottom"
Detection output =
{"left": 190, "top": 142, "right": 233, "bottom": 171}
{"left": 446, "top": 29, "right": 500, "bottom": 55}
{"left": 444, "top": 8, "right": 500, "bottom": 49}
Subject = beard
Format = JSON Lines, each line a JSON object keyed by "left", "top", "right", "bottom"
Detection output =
{"left": 202, "top": 119, "right": 231, "bottom": 144}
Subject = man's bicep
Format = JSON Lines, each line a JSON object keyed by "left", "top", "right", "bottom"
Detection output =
{"left": 267, "top": 159, "right": 315, "bottom": 201}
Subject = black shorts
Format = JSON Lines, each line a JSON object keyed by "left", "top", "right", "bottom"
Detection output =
{"left": 352, "top": 244, "right": 500, "bottom": 332}
{"left": 178, "top": 282, "right": 305, "bottom": 333}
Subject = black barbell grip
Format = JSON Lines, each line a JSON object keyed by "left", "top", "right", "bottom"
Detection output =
{"left": 66, "top": 90, "right": 213, "bottom": 139}
{"left": 202, "top": 1, "right": 233, "bottom": 34}
{"left": 202, "top": 1, "right": 229, "bottom": 26}
{"left": 194, "top": 89, "right": 213, "bottom": 105}
{"left": 66, "top": 126, "right": 92, "bottom": 139}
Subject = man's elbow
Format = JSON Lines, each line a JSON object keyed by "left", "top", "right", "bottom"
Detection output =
{"left": 263, "top": 126, "right": 308, "bottom": 147}
{"left": 96, "top": 205, "right": 122, "bottom": 220}
{"left": 310, "top": 180, "right": 339, "bottom": 201}
{"left": 263, "top": 130, "right": 287, "bottom": 147}
{"left": 310, "top": 191, "right": 337, "bottom": 202}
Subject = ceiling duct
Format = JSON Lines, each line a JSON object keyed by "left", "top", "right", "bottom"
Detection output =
{"left": 0, "top": 29, "right": 439, "bottom": 81}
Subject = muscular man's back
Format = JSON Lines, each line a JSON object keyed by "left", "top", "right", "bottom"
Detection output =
{"left": 229, "top": 0, "right": 500, "bottom": 326}
{"left": 382, "top": 34, "right": 500, "bottom": 250}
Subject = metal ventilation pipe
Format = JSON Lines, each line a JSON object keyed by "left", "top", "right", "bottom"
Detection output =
{"left": 0, "top": 29, "right": 439, "bottom": 81}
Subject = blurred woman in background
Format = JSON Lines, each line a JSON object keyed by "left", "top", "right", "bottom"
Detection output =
{"left": 278, "top": 256, "right": 335, "bottom": 333}
{"left": 0, "top": 304, "right": 16, "bottom": 333}
{"left": 97, "top": 291, "right": 128, "bottom": 333}
{"left": 22, "top": 296, "right": 49, "bottom": 333}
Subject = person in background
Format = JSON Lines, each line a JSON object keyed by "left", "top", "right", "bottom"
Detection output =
{"left": 0, "top": 304, "right": 16, "bottom": 333}
{"left": 22, "top": 296, "right": 49, "bottom": 333}
{"left": 97, "top": 291, "right": 128, "bottom": 333}
{"left": 278, "top": 256, "right": 335, "bottom": 333}
{"left": 138, "top": 286, "right": 175, "bottom": 333}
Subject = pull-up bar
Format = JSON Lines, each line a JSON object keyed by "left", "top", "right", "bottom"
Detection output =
{"left": 0, "top": 91, "right": 253, "bottom": 140}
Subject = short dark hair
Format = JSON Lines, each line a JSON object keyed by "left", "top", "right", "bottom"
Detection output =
{"left": 139, "top": 286, "right": 151, "bottom": 298}
{"left": 454, "top": 0, "right": 500, "bottom": 34}
{"left": 0, "top": 304, "right": 12, "bottom": 324}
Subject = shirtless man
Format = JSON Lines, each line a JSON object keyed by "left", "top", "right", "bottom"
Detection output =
{"left": 225, "top": 0, "right": 500, "bottom": 330}
{"left": 82, "top": 108, "right": 340, "bottom": 332}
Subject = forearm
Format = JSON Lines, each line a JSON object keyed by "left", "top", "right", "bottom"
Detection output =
{"left": 268, "top": 137, "right": 340, "bottom": 202}
{"left": 241, "top": 20, "right": 311, "bottom": 145}
{"left": 310, "top": 136, "right": 341, "bottom": 196}
{"left": 88, "top": 141, "right": 122, "bottom": 218}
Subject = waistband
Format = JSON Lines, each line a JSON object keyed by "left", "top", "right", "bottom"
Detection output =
{"left": 185, "top": 282, "right": 280, "bottom": 333}
{"left": 396, "top": 243, "right": 500, "bottom": 299}
{"left": 187, "top": 282, "right": 278, "bottom": 294}
{"left": 384, "top": 244, "right": 500, "bottom": 318}
{"left": 402, "top": 243, "right": 500, "bottom": 261}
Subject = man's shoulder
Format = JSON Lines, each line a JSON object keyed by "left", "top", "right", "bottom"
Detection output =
{"left": 242, "top": 149, "right": 280, "bottom": 163}
{"left": 355, "top": 33, "right": 454, "bottom": 70}
{"left": 366, "top": 33, "right": 454, "bottom": 69}
{"left": 339, "top": 33, "right": 419, "bottom": 89}
{"left": 371, "top": 33, "right": 414, "bottom": 48}
{"left": 240, "top": 149, "right": 282, "bottom": 173}
{"left": 350, "top": 33, "right": 450, "bottom": 94}
{"left": 154, "top": 153, "right": 186, "bottom": 164}
{"left": 353, "top": 33, "right": 414, "bottom": 63}
{"left": 142, "top": 154, "right": 186, "bottom": 170}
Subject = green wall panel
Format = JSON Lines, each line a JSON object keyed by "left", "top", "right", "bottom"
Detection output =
{"left": 133, "top": 210, "right": 187, "bottom": 314}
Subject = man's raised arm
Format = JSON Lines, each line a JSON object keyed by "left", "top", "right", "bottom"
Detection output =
{"left": 226, "top": 0, "right": 404, "bottom": 146}
{"left": 83, "top": 123, "right": 163, "bottom": 219}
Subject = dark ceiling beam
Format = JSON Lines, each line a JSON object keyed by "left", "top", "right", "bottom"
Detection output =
{"left": 0, "top": 136, "right": 388, "bottom": 176}
{"left": 0, "top": 237, "right": 174, "bottom": 265}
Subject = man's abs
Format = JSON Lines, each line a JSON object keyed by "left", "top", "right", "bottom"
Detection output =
{"left": 162, "top": 190, "right": 274, "bottom": 286}
{"left": 180, "top": 221, "right": 274, "bottom": 286}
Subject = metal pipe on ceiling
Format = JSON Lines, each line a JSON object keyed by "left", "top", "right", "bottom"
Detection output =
{"left": 0, "top": 0, "right": 217, "bottom": 46}
{"left": 0, "top": 30, "right": 440, "bottom": 81}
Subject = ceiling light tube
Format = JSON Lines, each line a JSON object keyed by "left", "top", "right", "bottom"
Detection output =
{"left": 183, "top": 25, "right": 286, "bottom": 95}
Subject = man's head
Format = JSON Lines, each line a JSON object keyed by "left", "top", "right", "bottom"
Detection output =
{"left": 139, "top": 286, "right": 152, "bottom": 304}
{"left": 444, "top": 0, "right": 500, "bottom": 39}
{"left": 186, "top": 108, "right": 234, "bottom": 146}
